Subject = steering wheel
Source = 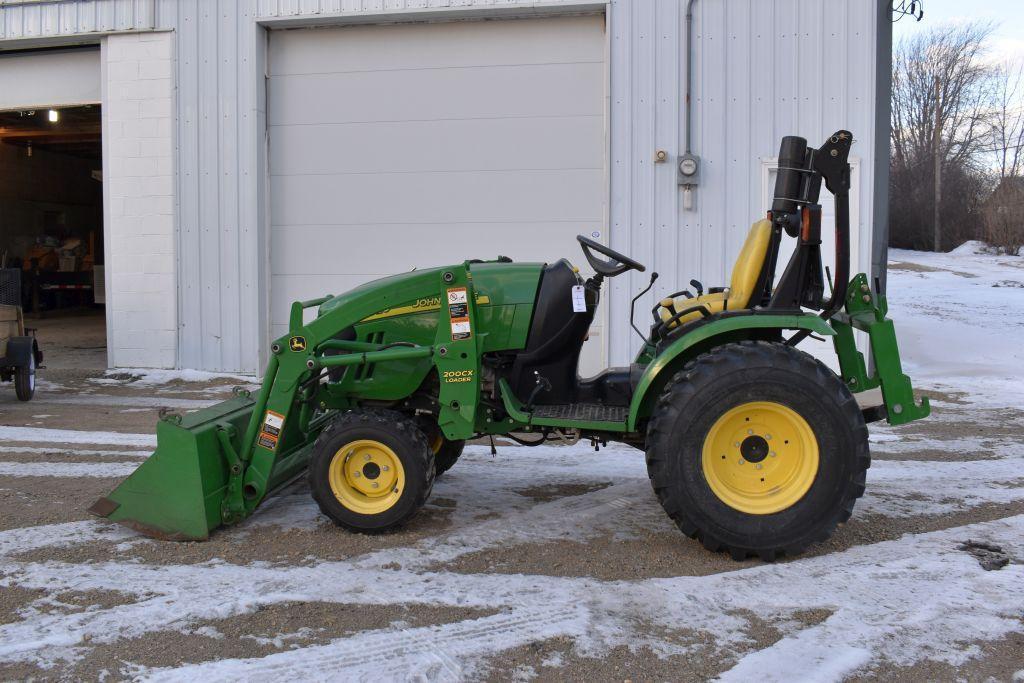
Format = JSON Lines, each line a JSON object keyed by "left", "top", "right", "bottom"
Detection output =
{"left": 576, "top": 235, "right": 646, "bottom": 277}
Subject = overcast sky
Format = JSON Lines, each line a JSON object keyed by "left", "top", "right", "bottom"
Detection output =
{"left": 892, "top": 0, "right": 1024, "bottom": 64}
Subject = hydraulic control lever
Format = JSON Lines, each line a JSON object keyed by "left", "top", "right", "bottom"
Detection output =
{"left": 630, "top": 271, "right": 659, "bottom": 343}
{"left": 525, "top": 371, "right": 553, "bottom": 412}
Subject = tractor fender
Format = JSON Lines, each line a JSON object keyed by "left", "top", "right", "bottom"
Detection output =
{"left": 2, "top": 336, "right": 36, "bottom": 369}
{"left": 626, "top": 315, "right": 835, "bottom": 431}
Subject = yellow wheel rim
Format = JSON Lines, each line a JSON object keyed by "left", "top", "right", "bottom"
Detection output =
{"left": 327, "top": 439, "right": 406, "bottom": 515}
{"left": 430, "top": 432, "right": 444, "bottom": 454}
{"left": 701, "top": 401, "right": 819, "bottom": 515}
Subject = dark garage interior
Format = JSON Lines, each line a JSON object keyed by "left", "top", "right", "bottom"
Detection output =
{"left": 0, "top": 104, "right": 106, "bottom": 369}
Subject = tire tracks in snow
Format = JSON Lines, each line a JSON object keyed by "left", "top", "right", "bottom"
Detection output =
{"left": 1, "top": 516, "right": 1022, "bottom": 680}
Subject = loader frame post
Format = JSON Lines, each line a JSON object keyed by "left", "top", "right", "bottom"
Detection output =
{"left": 433, "top": 265, "right": 483, "bottom": 441}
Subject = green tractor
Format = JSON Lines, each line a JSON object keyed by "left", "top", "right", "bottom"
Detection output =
{"left": 92, "top": 131, "right": 929, "bottom": 559}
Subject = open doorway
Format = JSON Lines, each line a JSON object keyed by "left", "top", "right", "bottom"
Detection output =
{"left": 0, "top": 104, "right": 105, "bottom": 371}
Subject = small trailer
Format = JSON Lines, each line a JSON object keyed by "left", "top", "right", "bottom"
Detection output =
{"left": 0, "top": 304, "right": 41, "bottom": 401}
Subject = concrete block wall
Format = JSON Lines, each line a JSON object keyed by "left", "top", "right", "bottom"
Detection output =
{"left": 102, "top": 31, "right": 177, "bottom": 368}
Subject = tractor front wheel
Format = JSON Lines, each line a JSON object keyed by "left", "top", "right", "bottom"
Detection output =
{"left": 645, "top": 341, "right": 869, "bottom": 560}
{"left": 309, "top": 409, "right": 434, "bottom": 533}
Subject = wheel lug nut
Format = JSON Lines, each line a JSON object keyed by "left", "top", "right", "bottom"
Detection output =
{"left": 734, "top": 442, "right": 740, "bottom": 448}
{"left": 769, "top": 451, "right": 777, "bottom": 457}
{"left": 747, "top": 429, "right": 754, "bottom": 435}
{"left": 737, "top": 458, "right": 744, "bottom": 465}
{"left": 755, "top": 463, "right": 763, "bottom": 470}
{"left": 365, "top": 454, "right": 372, "bottom": 462}
{"left": 353, "top": 471, "right": 361, "bottom": 478}
{"left": 765, "top": 434, "right": 772, "bottom": 440}
{"left": 372, "top": 482, "right": 379, "bottom": 488}
{"left": 382, "top": 465, "right": 389, "bottom": 472}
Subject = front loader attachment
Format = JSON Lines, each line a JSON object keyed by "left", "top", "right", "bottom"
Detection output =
{"left": 90, "top": 290, "right": 444, "bottom": 541}
{"left": 90, "top": 267, "right": 487, "bottom": 541}
{"left": 89, "top": 393, "right": 259, "bottom": 541}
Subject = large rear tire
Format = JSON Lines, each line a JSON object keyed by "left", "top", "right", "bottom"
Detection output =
{"left": 309, "top": 409, "right": 434, "bottom": 533}
{"left": 645, "top": 341, "right": 869, "bottom": 560}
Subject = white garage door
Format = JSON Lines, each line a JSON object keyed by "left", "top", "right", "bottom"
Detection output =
{"left": 0, "top": 47, "right": 100, "bottom": 111}
{"left": 268, "top": 15, "right": 607, "bottom": 368}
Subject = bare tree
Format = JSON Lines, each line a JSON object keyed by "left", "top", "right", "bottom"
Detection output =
{"left": 983, "top": 179, "right": 1024, "bottom": 255}
{"left": 990, "top": 61, "right": 1024, "bottom": 179}
{"left": 890, "top": 22, "right": 998, "bottom": 251}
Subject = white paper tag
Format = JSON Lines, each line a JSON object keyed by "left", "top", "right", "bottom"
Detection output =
{"left": 571, "top": 285, "right": 587, "bottom": 313}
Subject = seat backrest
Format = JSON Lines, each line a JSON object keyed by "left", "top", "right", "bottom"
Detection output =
{"left": 727, "top": 219, "right": 773, "bottom": 308}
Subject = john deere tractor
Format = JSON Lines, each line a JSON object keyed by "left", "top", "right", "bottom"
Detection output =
{"left": 92, "top": 131, "right": 929, "bottom": 559}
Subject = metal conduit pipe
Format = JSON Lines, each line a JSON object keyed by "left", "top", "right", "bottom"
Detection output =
{"left": 684, "top": 0, "right": 698, "bottom": 155}
{"left": 678, "top": 0, "right": 702, "bottom": 207}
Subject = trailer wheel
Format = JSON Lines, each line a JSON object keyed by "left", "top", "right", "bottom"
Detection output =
{"left": 645, "top": 341, "right": 869, "bottom": 560}
{"left": 309, "top": 409, "right": 434, "bottom": 533}
{"left": 14, "top": 351, "right": 36, "bottom": 402}
{"left": 418, "top": 420, "right": 465, "bottom": 476}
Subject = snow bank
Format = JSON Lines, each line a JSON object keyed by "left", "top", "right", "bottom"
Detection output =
{"left": 948, "top": 240, "right": 991, "bottom": 256}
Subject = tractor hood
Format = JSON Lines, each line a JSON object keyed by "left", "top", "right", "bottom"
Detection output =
{"left": 317, "top": 261, "right": 545, "bottom": 320}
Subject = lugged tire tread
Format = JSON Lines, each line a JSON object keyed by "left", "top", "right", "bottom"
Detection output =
{"left": 645, "top": 340, "right": 870, "bottom": 560}
{"left": 309, "top": 408, "right": 435, "bottom": 534}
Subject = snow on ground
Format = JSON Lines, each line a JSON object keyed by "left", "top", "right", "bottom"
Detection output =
{"left": 887, "top": 241, "right": 1024, "bottom": 409}
{"left": 0, "top": 426, "right": 156, "bottom": 448}
{"left": 42, "top": 395, "right": 218, "bottom": 410}
{"left": 0, "top": 442, "right": 1021, "bottom": 680}
{"left": 92, "top": 368, "right": 259, "bottom": 388}
{"left": 0, "top": 446, "right": 151, "bottom": 459}
{"left": 0, "top": 244, "right": 1021, "bottom": 680}
{"left": 0, "top": 461, "right": 141, "bottom": 478}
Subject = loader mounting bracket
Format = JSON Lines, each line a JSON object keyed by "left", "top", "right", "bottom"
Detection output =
{"left": 830, "top": 273, "right": 930, "bottom": 426}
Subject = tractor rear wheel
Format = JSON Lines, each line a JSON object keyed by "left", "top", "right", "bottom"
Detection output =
{"left": 645, "top": 341, "right": 869, "bottom": 560}
{"left": 309, "top": 409, "right": 434, "bottom": 533}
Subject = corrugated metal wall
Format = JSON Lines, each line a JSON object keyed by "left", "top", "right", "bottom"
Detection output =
{"left": 606, "top": 0, "right": 879, "bottom": 364}
{"left": 0, "top": 0, "right": 881, "bottom": 372}
{"left": 0, "top": 0, "right": 156, "bottom": 39}
{"left": 167, "top": 0, "right": 263, "bottom": 373}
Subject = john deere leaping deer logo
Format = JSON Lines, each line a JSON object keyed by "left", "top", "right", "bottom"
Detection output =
{"left": 288, "top": 336, "right": 306, "bottom": 352}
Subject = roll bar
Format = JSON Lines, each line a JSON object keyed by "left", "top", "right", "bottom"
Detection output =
{"left": 768, "top": 130, "right": 853, "bottom": 318}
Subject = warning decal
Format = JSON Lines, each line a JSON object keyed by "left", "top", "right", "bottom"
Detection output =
{"left": 262, "top": 410, "right": 285, "bottom": 437}
{"left": 447, "top": 287, "right": 472, "bottom": 341}
{"left": 257, "top": 410, "right": 285, "bottom": 451}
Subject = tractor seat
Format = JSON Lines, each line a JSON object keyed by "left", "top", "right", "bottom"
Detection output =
{"left": 657, "top": 219, "right": 772, "bottom": 328}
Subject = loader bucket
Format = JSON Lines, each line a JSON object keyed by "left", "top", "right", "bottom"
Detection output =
{"left": 88, "top": 394, "right": 257, "bottom": 541}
